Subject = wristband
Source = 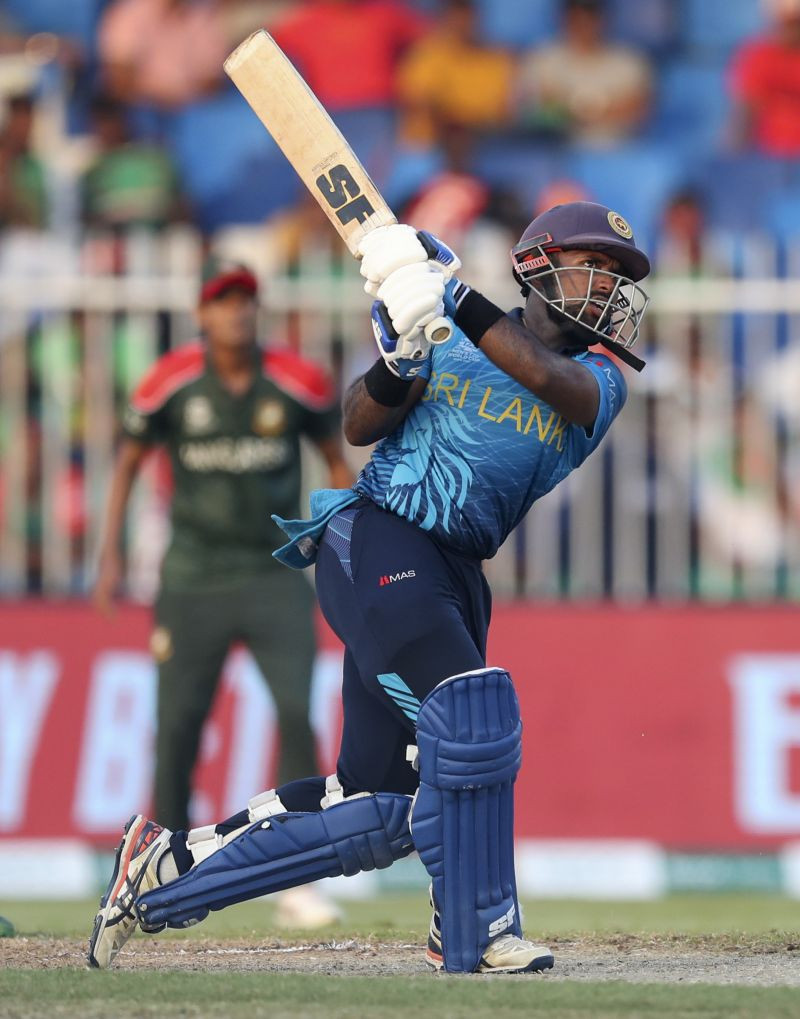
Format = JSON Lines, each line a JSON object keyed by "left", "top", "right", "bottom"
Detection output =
{"left": 364, "top": 358, "right": 414, "bottom": 407}
{"left": 453, "top": 289, "right": 505, "bottom": 346}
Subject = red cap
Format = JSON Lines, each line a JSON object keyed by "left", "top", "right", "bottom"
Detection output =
{"left": 199, "top": 256, "right": 258, "bottom": 302}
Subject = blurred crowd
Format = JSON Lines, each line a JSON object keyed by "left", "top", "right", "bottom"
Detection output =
{"left": 1, "top": 0, "right": 800, "bottom": 246}
{"left": 2, "top": 0, "right": 800, "bottom": 600}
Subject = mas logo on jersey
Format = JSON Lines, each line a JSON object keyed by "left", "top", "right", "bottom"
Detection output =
{"left": 253, "top": 399, "right": 286, "bottom": 436}
{"left": 183, "top": 396, "right": 215, "bottom": 435}
{"left": 379, "top": 570, "right": 416, "bottom": 586}
{"left": 607, "top": 211, "right": 633, "bottom": 239}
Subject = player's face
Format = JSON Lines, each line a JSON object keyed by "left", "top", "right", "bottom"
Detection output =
{"left": 198, "top": 288, "right": 258, "bottom": 349}
{"left": 550, "top": 249, "right": 622, "bottom": 328}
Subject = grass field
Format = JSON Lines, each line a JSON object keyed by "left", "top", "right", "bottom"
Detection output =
{"left": 2, "top": 893, "right": 800, "bottom": 1018}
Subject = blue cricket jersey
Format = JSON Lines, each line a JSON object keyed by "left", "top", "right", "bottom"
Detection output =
{"left": 356, "top": 316, "right": 627, "bottom": 561}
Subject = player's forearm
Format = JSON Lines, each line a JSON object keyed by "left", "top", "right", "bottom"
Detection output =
{"left": 478, "top": 317, "right": 599, "bottom": 426}
{"left": 98, "top": 440, "right": 146, "bottom": 557}
{"left": 342, "top": 369, "right": 424, "bottom": 446}
{"left": 450, "top": 288, "right": 599, "bottom": 427}
{"left": 343, "top": 377, "right": 409, "bottom": 446}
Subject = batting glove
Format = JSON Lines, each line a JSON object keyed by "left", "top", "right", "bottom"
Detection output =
{"left": 377, "top": 261, "right": 446, "bottom": 337}
{"left": 371, "top": 301, "right": 431, "bottom": 379}
{"left": 416, "top": 230, "right": 461, "bottom": 276}
{"left": 358, "top": 224, "right": 462, "bottom": 297}
{"left": 444, "top": 277, "right": 472, "bottom": 318}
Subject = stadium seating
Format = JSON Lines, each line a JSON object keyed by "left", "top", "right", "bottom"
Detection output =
{"left": 3, "top": 0, "right": 797, "bottom": 244}
{"left": 564, "top": 144, "right": 684, "bottom": 246}
{"left": 650, "top": 59, "right": 730, "bottom": 153}
{"left": 3, "top": 0, "right": 101, "bottom": 50}
{"left": 476, "top": 0, "right": 559, "bottom": 50}
{"left": 606, "top": 0, "right": 678, "bottom": 56}
{"left": 473, "top": 138, "right": 565, "bottom": 211}
{"left": 383, "top": 147, "right": 447, "bottom": 211}
{"left": 169, "top": 95, "right": 397, "bottom": 232}
{"left": 168, "top": 88, "right": 299, "bottom": 231}
{"left": 689, "top": 155, "right": 795, "bottom": 233}
{"left": 765, "top": 195, "right": 800, "bottom": 243}
{"left": 329, "top": 108, "right": 398, "bottom": 190}
{"left": 682, "top": 0, "right": 766, "bottom": 54}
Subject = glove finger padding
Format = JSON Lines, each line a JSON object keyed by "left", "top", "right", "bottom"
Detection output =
{"left": 389, "top": 296, "right": 444, "bottom": 337}
{"left": 393, "top": 328, "right": 432, "bottom": 360}
{"left": 358, "top": 224, "right": 428, "bottom": 297}
{"left": 377, "top": 263, "right": 445, "bottom": 336}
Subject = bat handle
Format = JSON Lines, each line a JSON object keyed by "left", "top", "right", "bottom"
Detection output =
{"left": 424, "top": 316, "right": 453, "bottom": 345}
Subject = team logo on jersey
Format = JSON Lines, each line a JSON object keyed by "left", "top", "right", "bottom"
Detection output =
{"left": 123, "top": 405, "right": 147, "bottom": 436}
{"left": 607, "top": 211, "right": 633, "bottom": 239}
{"left": 150, "top": 626, "right": 173, "bottom": 663}
{"left": 253, "top": 399, "right": 286, "bottom": 436}
{"left": 183, "top": 396, "right": 215, "bottom": 434}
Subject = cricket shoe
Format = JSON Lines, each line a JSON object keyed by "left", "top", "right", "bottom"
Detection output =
{"left": 87, "top": 814, "right": 172, "bottom": 969}
{"left": 426, "top": 903, "right": 554, "bottom": 974}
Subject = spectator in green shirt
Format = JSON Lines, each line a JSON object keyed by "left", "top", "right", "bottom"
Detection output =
{"left": 0, "top": 93, "right": 47, "bottom": 229}
{"left": 81, "top": 94, "right": 187, "bottom": 230}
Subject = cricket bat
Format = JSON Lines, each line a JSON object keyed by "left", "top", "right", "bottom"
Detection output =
{"left": 224, "top": 30, "right": 452, "bottom": 345}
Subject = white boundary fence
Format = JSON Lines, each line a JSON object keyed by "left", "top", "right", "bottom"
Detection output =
{"left": 1, "top": 225, "right": 799, "bottom": 600}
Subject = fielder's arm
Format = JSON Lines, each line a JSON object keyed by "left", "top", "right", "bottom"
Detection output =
{"left": 343, "top": 370, "right": 427, "bottom": 447}
{"left": 313, "top": 433, "right": 355, "bottom": 488}
{"left": 93, "top": 437, "right": 148, "bottom": 614}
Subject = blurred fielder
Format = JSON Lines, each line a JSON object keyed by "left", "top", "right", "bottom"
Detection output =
{"left": 93, "top": 256, "right": 351, "bottom": 925}
{"left": 88, "top": 201, "right": 650, "bottom": 973}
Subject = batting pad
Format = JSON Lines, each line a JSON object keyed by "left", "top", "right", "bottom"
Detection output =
{"left": 136, "top": 793, "right": 413, "bottom": 929}
{"left": 411, "top": 668, "right": 523, "bottom": 972}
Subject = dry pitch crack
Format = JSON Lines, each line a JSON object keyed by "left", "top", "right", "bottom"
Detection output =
{"left": 2, "top": 934, "right": 800, "bottom": 985}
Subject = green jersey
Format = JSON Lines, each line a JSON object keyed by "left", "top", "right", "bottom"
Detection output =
{"left": 81, "top": 144, "right": 181, "bottom": 229}
{"left": 123, "top": 341, "right": 341, "bottom": 588}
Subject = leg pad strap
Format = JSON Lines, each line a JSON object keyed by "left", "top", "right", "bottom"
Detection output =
{"left": 185, "top": 789, "right": 289, "bottom": 866}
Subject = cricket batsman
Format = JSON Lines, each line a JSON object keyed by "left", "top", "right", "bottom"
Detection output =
{"left": 88, "top": 201, "right": 650, "bottom": 974}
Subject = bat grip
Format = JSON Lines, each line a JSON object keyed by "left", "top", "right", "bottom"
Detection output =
{"left": 424, "top": 317, "right": 453, "bottom": 345}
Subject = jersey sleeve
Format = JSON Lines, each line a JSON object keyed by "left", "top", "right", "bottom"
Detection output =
{"left": 123, "top": 373, "right": 168, "bottom": 444}
{"left": 122, "top": 344, "right": 205, "bottom": 444}
{"left": 566, "top": 352, "right": 628, "bottom": 466}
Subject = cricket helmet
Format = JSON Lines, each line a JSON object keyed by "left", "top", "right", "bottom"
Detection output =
{"left": 511, "top": 201, "right": 650, "bottom": 370}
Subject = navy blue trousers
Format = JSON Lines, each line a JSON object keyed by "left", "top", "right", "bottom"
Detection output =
{"left": 315, "top": 500, "right": 491, "bottom": 797}
{"left": 207, "top": 500, "right": 491, "bottom": 847}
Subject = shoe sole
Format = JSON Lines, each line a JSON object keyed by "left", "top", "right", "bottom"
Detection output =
{"left": 426, "top": 948, "right": 555, "bottom": 974}
{"left": 87, "top": 815, "right": 163, "bottom": 969}
{"left": 479, "top": 951, "right": 555, "bottom": 974}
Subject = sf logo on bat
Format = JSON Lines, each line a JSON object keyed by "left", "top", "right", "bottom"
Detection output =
{"left": 315, "top": 164, "right": 376, "bottom": 227}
